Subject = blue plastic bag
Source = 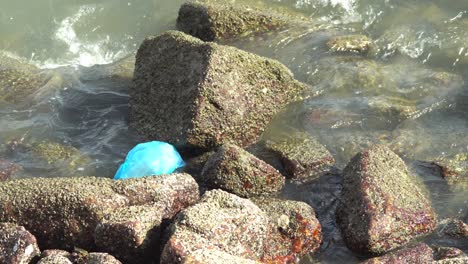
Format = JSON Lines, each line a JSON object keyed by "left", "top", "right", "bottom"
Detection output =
{"left": 114, "top": 141, "right": 185, "bottom": 180}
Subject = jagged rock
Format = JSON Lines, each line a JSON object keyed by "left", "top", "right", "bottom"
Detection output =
{"left": 131, "top": 30, "right": 306, "bottom": 150}
{"left": 264, "top": 131, "right": 335, "bottom": 182}
{"left": 0, "top": 173, "right": 198, "bottom": 253}
{"left": 336, "top": 145, "right": 437, "bottom": 254}
{"left": 0, "top": 222, "right": 40, "bottom": 264}
{"left": 201, "top": 144, "right": 284, "bottom": 197}
{"left": 253, "top": 198, "right": 322, "bottom": 262}
{"left": 161, "top": 189, "right": 269, "bottom": 263}
{"left": 176, "top": 0, "right": 308, "bottom": 41}
{"left": 362, "top": 243, "right": 434, "bottom": 264}
{"left": 327, "top": 34, "right": 376, "bottom": 54}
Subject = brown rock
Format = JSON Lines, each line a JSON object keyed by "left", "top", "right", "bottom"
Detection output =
{"left": 183, "top": 249, "right": 261, "bottom": 264}
{"left": 362, "top": 243, "right": 434, "bottom": 264}
{"left": 131, "top": 30, "right": 306, "bottom": 150}
{"left": 201, "top": 144, "right": 285, "bottom": 197}
{"left": 0, "top": 222, "right": 40, "bottom": 264}
{"left": 336, "top": 145, "right": 437, "bottom": 254}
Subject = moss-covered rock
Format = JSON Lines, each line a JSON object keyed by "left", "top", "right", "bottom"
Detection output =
{"left": 201, "top": 144, "right": 285, "bottom": 197}
{"left": 176, "top": 0, "right": 308, "bottom": 42}
{"left": 362, "top": 243, "right": 434, "bottom": 263}
{"left": 32, "top": 140, "right": 92, "bottom": 172}
{"left": 336, "top": 145, "right": 437, "bottom": 254}
{"left": 0, "top": 173, "right": 199, "bottom": 254}
{"left": 253, "top": 198, "right": 322, "bottom": 262}
{"left": 264, "top": 131, "right": 335, "bottom": 182}
{"left": 327, "top": 34, "right": 376, "bottom": 54}
{"left": 161, "top": 189, "right": 269, "bottom": 263}
{"left": 131, "top": 30, "right": 306, "bottom": 149}
{"left": 0, "top": 222, "right": 41, "bottom": 264}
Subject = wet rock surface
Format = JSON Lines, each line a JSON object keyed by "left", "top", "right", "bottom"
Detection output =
{"left": 0, "top": 173, "right": 199, "bottom": 256}
{"left": 0, "top": 159, "right": 21, "bottom": 181}
{"left": 433, "top": 153, "right": 468, "bottom": 190}
{"left": 336, "top": 144, "right": 437, "bottom": 254}
{"left": 326, "top": 34, "right": 376, "bottom": 54}
{"left": 161, "top": 189, "right": 269, "bottom": 263}
{"left": 176, "top": 0, "right": 308, "bottom": 42}
{"left": 253, "top": 197, "right": 322, "bottom": 262}
{"left": 264, "top": 131, "right": 335, "bottom": 182}
{"left": 362, "top": 243, "right": 434, "bottom": 264}
{"left": 201, "top": 144, "right": 285, "bottom": 197}
{"left": 131, "top": 30, "right": 306, "bottom": 150}
{"left": 0, "top": 222, "right": 41, "bottom": 264}
{"left": 435, "top": 218, "right": 468, "bottom": 239}
{"left": 433, "top": 246, "right": 466, "bottom": 261}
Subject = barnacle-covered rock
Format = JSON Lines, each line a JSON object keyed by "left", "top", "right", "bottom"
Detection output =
{"left": 0, "top": 222, "right": 40, "bottom": 264}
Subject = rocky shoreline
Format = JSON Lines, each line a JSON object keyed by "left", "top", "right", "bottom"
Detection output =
{"left": 0, "top": 0, "right": 467, "bottom": 263}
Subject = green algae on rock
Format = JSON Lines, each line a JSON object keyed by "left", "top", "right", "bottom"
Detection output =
{"left": 336, "top": 145, "right": 437, "bottom": 254}
{"left": 176, "top": 0, "right": 309, "bottom": 42}
{"left": 32, "top": 140, "right": 92, "bottom": 171}
{"left": 201, "top": 144, "right": 285, "bottom": 198}
{"left": 326, "top": 34, "right": 376, "bottom": 55}
{"left": 252, "top": 198, "right": 322, "bottom": 263}
{"left": 131, "top": 30, "right": 306, "bottom": 149}
{"left": 0, "top": 222, "right": 41, "bottom": 264}
{"left": 264, "top": 131, "right": 335, "bottom": 182}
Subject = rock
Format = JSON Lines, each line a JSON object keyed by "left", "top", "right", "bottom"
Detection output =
{"left": 434, "top": 247, "right": 466, "bottom": 261}
{"left": 326, "top": 34, "right": 376, "bottom": 54}
{"left": 176, "top": 0, "right": 308, "bottom": 41}
{"left": 264, "top": 131, "right": 335, "bottom": 182}
{"left": 435, "top": 218, "right": 468, "bottom": 238}
{"left": 0, "top": 159, "right": 21, "bottom": 181}
{"left": 433, "top": 257, "right": 468, "bottom": 264}
{"left": 41, "top": 249, "right": 72, "bottom": 258}
{"left": 253, "top": 198, "right": 322, "bottom": 262}
{"left": 336, "top": 145, "right": 437, "bottom": 254}
{"left": 31, "top": 140, "right": 92, "bottom": 173}
{"left": 81, "top": 55, "right": 135, "bottom": 85}
{"left": 0, "top": 222, "right": 41, "bottom": 264}
{"left": 131, "top": 30, "right": 306, "bottom": 149}
{"left": 433, "top": 153, "right": 468, "bottom": 190}
{"left": 183, "top": 249, "right": 261, "bottom": 264}
{"left": 0, "top": 173, "right": 199, "bottom": 252}
{"left": 84, "top": 253, "right": 122, "bottom": 264}
{"left": 38, "top": 255, "right": 73, "bottom": 264}
{"left": 38, "top": 249, "right": 122, "bottom": 264}
{"left": 161, "top": 189, "right": 269, "bottom": 263}
{"left": 201, "top": 144, "right": 285, "bottom": 197}
{"left": 362, "top": 243, "right": 434, "bottom": 264}
{"left": 0, "top": 52, "right": 62, "bottom": 105}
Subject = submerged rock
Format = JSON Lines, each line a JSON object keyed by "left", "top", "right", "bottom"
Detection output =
{"left": 326, "top": 34, "right": 376, "bottom": 54}
{"left": 161, "top": 189, "right": 269, "bottom": 263}
{"left": 176, "top": 0, "right": 308, "bottom": 41}
{"left": 0, "top": 159, "right": 21, "bottom": 181}
{"left": 81, "top": 55, "right": 135, "bottom": 85}
{"left": 32, "top": 140, "right": 92, "bottom": 172}
{"left": 253, "top": 198, "right": 322, "bottom": 262}
{"left": 0, "top": 222, "right": 41, "bottom": 264}
{"left": 0, "top": 173, "right": 199, "bottom": 254}
{"left": 131, "top": 30, "right": 306, "bottom": 150}
{"left": 336, "top": 145, "right": 437, "bottom": 254}
{"left": 362, "top": 243, "right": 434, "bottom": 264}
{"left": 201, "top": 144, "right": 285, "bottom": 197}
{"left": 264, "top": 131, "right": 335, "bottom": 182}
{"left": 433, "top": 153, "right": 468, "bottom": 190}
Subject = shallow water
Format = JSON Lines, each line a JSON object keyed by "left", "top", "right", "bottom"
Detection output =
{"left": 0, "top": 0, "right": 467, "bottom": 263}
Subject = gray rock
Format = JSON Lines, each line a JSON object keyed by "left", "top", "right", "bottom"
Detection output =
{"left": 0, "top": 222, "right": 40, "bottom": 264}
{"left": 131, "top": 30, "right": 306, "bottom": 149}
{"left": 201, "top": 144, "right": 285, "bottom": 197}
{"left": 176, "top": 0, "right": 308, "bottom": 41}
{"left": 336, "top": 145, "right": 437, "bottom": 254}
{"left": 161, "top": 189, "right": 269, "bottom": 263}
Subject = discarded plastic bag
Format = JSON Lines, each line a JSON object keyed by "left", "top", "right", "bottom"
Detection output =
{"left": 114, "top": 141, "right": 185, "bottom": 179}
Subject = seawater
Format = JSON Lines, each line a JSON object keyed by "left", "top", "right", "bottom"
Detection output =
{"left": 0, "top": 0, "right": 466, "bottom": 263}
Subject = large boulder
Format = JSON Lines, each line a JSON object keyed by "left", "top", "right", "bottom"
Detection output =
{"left": 0, "top": 173, "right": 199, "bottom": 254}
{"left": 176, "top": 0, "right": 308, "bottom": 41}
{"left": 336, "top": 145, "right": 437, "bottom": 254}
{"left": 131, "top": 30, "right": 306, "bottom": 150}
{"left": 253, "top": 198, "right": 322, "bottom": 262}
{"left": 161, "top": 189, "right": 269, "bottom": 263}
{"left": 0, "top": 222, "right": 41, "bottom": 264}
{"left": 201, "top": 144, "right": 285, "bottom": 197}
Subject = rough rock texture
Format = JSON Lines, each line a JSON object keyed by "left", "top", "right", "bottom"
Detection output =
{"left": 0, "top": 173, "right": 199, "bottom": 253}
{"left": 435, "top": 218, "right": 468, "bottom": 238}
{"left": 264, "top": 131, "right": 335, "bottom": 182}
{"left": 161, "top": 189, "right": 269, "bottom": 263}
{"left": 31, "top": 140, "right": 92, "bottom": 172}
{"left": 362, "top": 243, "right": 434, "bottom": 264}
{"left": 38, "top": 255, "right": 73, "bottom": 264}
{"left": 433, "top": 257, "right": 468, "bottom": 264}
{"left": 176, "top": 0, "right": 307, "bottom": 41}
{"left": 253, "top": 198, "right": 322, "bottom": 263}
{"left": 201, "top": 144, "right": 285, "bottom": 197}
{"left": 327, "top": 34, "right": 376, "bottom": 54}
{"left": 433, "top": 153, "right": 468, "bottom": 190}
{"left": 38, "top": 249, "right": 123, "bottom": 264}
{"left": 82, "top": 55, "right": 135, "bottom": 85}
{"left": 0, "top": 159, "right": 21, "bottom": 181}
{"left": 183, "top": 249, "right": 261, "bottom": 264}
{"left": 434, "top": 247, "right": 466, "bottom": 261}
{"left": 0, "top": 222, "right": 41, "bottom": 264}
{"left": 131, "top": 30, "right": 306, "bottom": 149}
{"left": 336, "top": 145, "right": 437, "bottom": 254}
